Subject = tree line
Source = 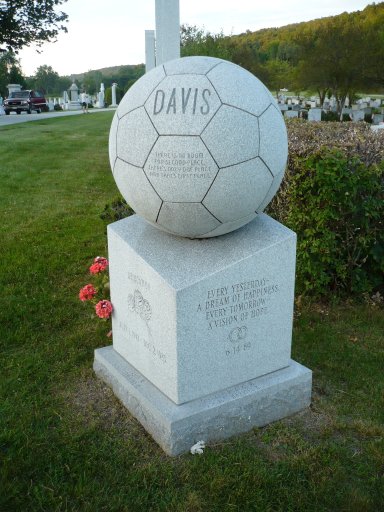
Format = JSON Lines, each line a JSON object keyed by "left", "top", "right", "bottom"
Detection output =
{"left": 1, "top": 1, "right": 383, "bottom": 108}
{"left": 181, "top": 2, "right": 384, "bottom": 113}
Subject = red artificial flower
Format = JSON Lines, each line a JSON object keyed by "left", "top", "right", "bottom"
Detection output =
{"left": 95, "top": 299, "right": 113, "bottom": 319}
{"left": 89, "top": 256, "right": 109, "bottom": 274}
{"left": 79, "top": 284, "right": 97, "bottom": 301}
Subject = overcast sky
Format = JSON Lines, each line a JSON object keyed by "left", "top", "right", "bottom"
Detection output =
{"left": 18, "top": 0, "right": 371, "bottom": 77}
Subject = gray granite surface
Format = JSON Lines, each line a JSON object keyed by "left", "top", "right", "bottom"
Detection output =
{"left": 94, "top": 346, "right": 312, "bottom": 456}
{"left": 109, "top": 56, "right": 288, "bottom": 238}
{"left": 201, "top": 105, "right": 260, "bottom": 168}
{"left": 143, "top": 136, "right": 218, "bottom": 202}
{"left": 113, "top": 159, "right": 162, "bottom": 223}
{"left": 117, "top": 107, "right": 158, "bottom": 167}
{"left": 107, "top": 214, "right": 297, "bottom": 404}
{"left": 202, "top": 158, "right": 272, "bottom": 222}
{"left": 145, "top": 74, "right": 221, "bottom": 135}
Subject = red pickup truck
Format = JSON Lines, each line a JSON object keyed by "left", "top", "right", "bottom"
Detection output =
{"left": 4, "top": 90, "right": 48, "bottom": 115}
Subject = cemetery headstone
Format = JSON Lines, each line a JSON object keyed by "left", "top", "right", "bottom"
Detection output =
{"left": 285, "top": 110, "right": 299, "bottom": 118}
{"left": 111, "top": 83, "right": 118, "bottom": 108}
{"left": 372, "top": 114, "right": 384, "bottom": 125}
{"left": 68, "top": 83, "right": 81, "bottom": 110}
{"left": 95, "top": 55, "right": 312, "bottom": 455}
{"left": 98, "top": 83, "right": 105, "bottom": 108}
{"left": 351, "top": 110, "right": 365, "bottom": 122}
{"left": 308, "top": 108, "right": 322, "bottom": 122}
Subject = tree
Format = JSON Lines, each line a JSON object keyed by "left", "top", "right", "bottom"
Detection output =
{"left": 82, "top": 70, "right": 103, "bottom": 95}
{"left": 0, "top": 0, "right": 68, "bottom": 53}
{"left": 265, "top": 60, "right": 293, "bottom": 97}
{"left": 32, "top": 64, "right": 59, "bottom": 95}
{"left": 0, "top": 51, "right": 25, "bottom": 96}
{"left": 293, "top": 13, "right": 367, "bottom": 113}
{"left": 180, "top": 24, "right": 233, "bottom": 60}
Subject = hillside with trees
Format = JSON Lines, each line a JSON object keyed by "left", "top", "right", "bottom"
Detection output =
{"left": 1, "top": 2, "right": 383, "bottom": 102}
{"left": 181, "top": 2, "right": 384, "bottom": 106}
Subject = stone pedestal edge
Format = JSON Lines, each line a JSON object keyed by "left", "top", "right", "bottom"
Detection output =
{"left": 94, "top": 346, "right": 312, "bottom": 456}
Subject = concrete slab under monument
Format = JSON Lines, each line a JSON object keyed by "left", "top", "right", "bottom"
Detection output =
{"left": 94, "top": 214, "right": 312, "bottom": 454}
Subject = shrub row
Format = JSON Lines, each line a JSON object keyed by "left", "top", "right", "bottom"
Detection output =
{"left": 268, "top": 120, "right": 384, "bottom": 297}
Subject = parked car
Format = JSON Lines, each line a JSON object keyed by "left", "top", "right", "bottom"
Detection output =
{"left": 4, "top": 90, "right": 48, "bottom": 115}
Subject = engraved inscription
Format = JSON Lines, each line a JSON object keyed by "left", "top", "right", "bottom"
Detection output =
{"left": 196, "top": 277, "right": 281, "bottom": 357}
{"left": 146, "top": 150, "right": 213, "bottom": 181}
{"left": 127, "top": 272, "right": 150, "bottom": 291}
{"left": 118, "top": 321, "right": 167, "bottom": 364}
{"left": 128, "top": 289, "right": 152, "bottom": 322}
{"left": 196, "top": 278, "right": 279, "bottom": 332}
{"left": 225, "top": 342, "right": 252, "bottom": 357}
{"left": 153, "top": 87, "right": 212, "bottom": 116}
{"left": 228, "top": 326, "right": 248, "bottom": 343}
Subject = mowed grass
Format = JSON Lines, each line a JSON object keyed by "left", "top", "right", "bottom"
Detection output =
{"left": 0, "top": 114, "right": 383, "bottom": 512}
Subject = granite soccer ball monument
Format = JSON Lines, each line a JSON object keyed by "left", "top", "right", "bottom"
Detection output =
{"left": 109, "top": 56, "right": 287, "bottom": 238}
{"left": 94, "top": 56, "right": 312, "bottom": 455}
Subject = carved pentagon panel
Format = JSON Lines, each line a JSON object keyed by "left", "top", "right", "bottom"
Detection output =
{"left": 203, "top": 158, "right": 273, "bottom": 222}
{"left": 113, "top": 158, "right": 162, "bottom": 223}
{"left": 145, "top": 75, "right": 221, "bottom": 135}
{"left": 144, "top": 136, "right": 218, "bottom": 202}
{"left": 258, "top": 105, "right": 288, "bottom": 177}
{"left": 157, "top": 202, "right": 220, "bottom": 238}
{"left": 207, "top": 62, "right": 272, "bottom": 117}
{"left": 117, "top": 107, "right": 158, "bottom": 168}
{"left": 201, "top": 105, "right": 260, "bottom": 168}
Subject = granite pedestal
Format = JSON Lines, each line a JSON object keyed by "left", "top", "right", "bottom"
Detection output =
{"left": 94, "top": 214, "right": 312, "bottom": 455}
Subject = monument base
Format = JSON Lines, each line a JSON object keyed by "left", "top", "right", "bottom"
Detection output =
{"left": 68, "top": 101, "right": 81, "bottom": 110}
{"left": 94, "top": 346, "right": 312, "bottom": 456}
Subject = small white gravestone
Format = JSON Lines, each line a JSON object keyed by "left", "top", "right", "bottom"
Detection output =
{"left": 95, "top": 56, "right": 312, "bottom": 456}
{"left": 285, "top": 110, "right": 299, "bottom": 118}
{"left": 111, "top": 83, "right": 118, "bottom": 108}
{"left": 98, "top": 83, "right": 105, "bottom": 108}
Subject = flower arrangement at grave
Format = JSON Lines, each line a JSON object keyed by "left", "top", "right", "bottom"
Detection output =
{"left": 79, "top": 256, "right": 113, "bottom": 332}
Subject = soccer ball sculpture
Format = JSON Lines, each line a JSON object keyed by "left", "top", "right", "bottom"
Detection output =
{"left": 109, "top": 56, "right": 288, "bottom": 238}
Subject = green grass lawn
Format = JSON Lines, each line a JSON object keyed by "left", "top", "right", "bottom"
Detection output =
{"left": 0, "top": 114, "right": 383, "bottom": 512}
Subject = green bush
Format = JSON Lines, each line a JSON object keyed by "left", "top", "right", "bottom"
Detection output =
{"left": 364, "top": 113, "right": 373, "bottom": 123}
{"left": 321, "top": 111, "right": 339, "bottom": 122}
{"left": 284, "top": 151, "right": 383, "bottom": 297}
{"left": 100, "top": 196, "right": 134, "bottom": 224}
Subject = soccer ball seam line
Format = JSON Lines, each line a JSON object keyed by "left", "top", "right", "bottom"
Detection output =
{"left": 142, "top": 66, "right": 167, "bottom": 106}
{"left": 143, "top": 104, "right": 160, "bottom": 136}
{"left": 257, "top": 155, "right": 275, "bottom": 179}
{"left": 117, "top": 70, "right": 166, "bottom": 119}
{"left": 204, "top": 60, "right": 224, "bottom": 77}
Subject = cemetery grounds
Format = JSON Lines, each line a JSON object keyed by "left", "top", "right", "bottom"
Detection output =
{"left": 0, "top": 112, "right": 383, "bottom": 511}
